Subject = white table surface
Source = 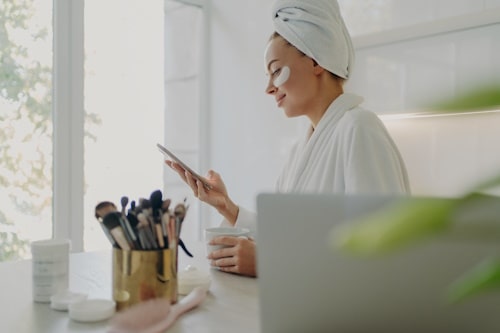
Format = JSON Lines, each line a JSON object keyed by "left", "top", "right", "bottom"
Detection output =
{"left": 0, "top": 242, "right": 259, "bottom": 333}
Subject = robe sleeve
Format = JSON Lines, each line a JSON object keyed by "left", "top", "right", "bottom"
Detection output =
{"left": 219, "top": 206, "right": 257, "bottom": 238}
{"left": 343, "top": 112, "right": 410, "bottom": 194}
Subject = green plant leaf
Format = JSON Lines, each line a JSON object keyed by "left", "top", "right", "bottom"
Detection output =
{"left": 469, "top": 173, "right": 500, "bottom": 194}
{"left": 430, "top": 84, "right": 500, "bottom": 112}
{"left": 330, "top": 198, "right": 457, "bottom": 256}
{"left": 446, "top": 257, "right": 500, "bottom": 304}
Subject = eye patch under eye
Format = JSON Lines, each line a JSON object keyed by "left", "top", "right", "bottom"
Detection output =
{"left": 273, "top": 66, "right": 290, "bottom": 87}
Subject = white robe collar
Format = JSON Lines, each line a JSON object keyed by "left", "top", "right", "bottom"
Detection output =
{"left": 282, "top": 93, "right": 364, "bottom": 191}
{"left": 307, "top": 93, "right": 364, "bottom": 142}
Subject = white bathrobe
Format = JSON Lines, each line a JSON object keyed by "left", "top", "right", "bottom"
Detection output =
{"left": 224, "top": 93, "right": 410, "bottom": 236}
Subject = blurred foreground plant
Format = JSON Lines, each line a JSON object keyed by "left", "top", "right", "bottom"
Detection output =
{"left": 329, "top": 83, "right": 500, "bottom": 304}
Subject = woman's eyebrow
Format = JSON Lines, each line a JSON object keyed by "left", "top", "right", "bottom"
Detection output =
{"left": 266, "top": 59, "right": 279, "bottom": 71}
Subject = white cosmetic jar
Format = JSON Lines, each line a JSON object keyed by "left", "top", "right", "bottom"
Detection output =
{"left": 31, "top": 239, "right": 71, "bottom": 303}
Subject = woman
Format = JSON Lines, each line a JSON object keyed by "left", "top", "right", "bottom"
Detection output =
{"left": 167, "top": 0, "right": 410, "bottom": 277}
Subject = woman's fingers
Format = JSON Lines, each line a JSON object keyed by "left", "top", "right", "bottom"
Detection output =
{"left": 166, "top": 161, "right": 188, "bottom": 182}
{"left": 207, "top": 237, "right": 247, "bottom": 260}
{"left": 209, "top": 239, "right": 257, "bottom": 277}
{"left": 195, "top": 177, "right": 208, "bottom": 199}
{"left": 167, "top": 161, "right": 220, "bottom": 207}
{"left": 184, "top": 170, "right": 199, "bottom": 196}
{"left": 209, "top": 236, "right": 241, "bottom": 247}
{"left": 211, "top": 257, "right": 234, "bottom": 267}
{"left": 165, "top": 161, "right": 203, "bottom": 197}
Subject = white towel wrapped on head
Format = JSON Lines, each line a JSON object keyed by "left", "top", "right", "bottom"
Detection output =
{"left": 272, "top": 0, "right": 355, "bottom": 79}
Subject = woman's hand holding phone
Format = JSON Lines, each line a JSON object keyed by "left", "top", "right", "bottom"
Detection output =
{"left": 165, "top": 161, "right": 239, "bottom": 225}
{"left": 157, "top": 143, "right": 212, "bottom": 190}
{"left": 158, "top": 143, "right": 239, "bottom": 224}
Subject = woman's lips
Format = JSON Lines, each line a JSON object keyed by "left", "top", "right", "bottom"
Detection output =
{"left": 276, "top": 94, "right": 285, "bottom": 106}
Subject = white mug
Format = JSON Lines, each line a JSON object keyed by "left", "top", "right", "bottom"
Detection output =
{"left": 204, "top": 227, "right": 250, "bottom": 255}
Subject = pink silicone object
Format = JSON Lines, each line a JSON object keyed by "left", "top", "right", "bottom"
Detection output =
{"left": 108, "top": 287, "right": 208, "bottom": 333}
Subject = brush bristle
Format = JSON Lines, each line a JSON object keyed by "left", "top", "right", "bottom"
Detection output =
{"left": 174, "top": 203, "right": 186, "bottom": 218}
{"left": 139, "top": 198, "right": 152, "bottom": 210}
{"left": 120, "top": 196, "right": 129, "bottom": 208}
{"left": 150, "top": 190, "right": 163, "bottom": 208}
{"left": 102, "top": 212, "right": 122, "bottom": 230}
{"left": 126, "top": 213, "right": 140, "bottom": 228}
{"left": 161, "top": 199, "right": 171, "bottom": 212}
{"left": 95, "top": 201, "right": 117, "bottom": 219}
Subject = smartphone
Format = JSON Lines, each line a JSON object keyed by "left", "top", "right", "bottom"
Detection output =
{"left": 156, "top": 143, "right": 212, "bottom": 190}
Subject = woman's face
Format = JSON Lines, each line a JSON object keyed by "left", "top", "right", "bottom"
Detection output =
{"left": 264, "top": 36, "right": 320, "bottom": 118}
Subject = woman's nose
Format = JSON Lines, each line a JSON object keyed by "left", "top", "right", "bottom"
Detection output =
{"left": 265, "top": 78, "right": 276, "bottom": 95}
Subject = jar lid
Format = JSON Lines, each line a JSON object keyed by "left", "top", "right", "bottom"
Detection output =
{"left": 68, "top": 299, "right": 116, "bottom": 322}
{"left": 50, "top": 290, "right": 88, "bottom": 311}
{"left": 178, "top": 265, "right": 211, "bottom": 295}
{"left": 31, "top": 239, "right": 71, "bottom": 255}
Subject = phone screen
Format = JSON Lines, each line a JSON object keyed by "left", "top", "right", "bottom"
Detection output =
{"left": 156, "top": 143, "right": 212, "bottom": 190}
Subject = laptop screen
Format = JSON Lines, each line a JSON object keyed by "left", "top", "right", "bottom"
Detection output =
{"left": 256, "top": 193, "right": 500, "bottom": 333}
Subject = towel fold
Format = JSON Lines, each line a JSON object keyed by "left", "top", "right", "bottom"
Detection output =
{"left": 272, "top": 0, "right": 354, "bottom": 79}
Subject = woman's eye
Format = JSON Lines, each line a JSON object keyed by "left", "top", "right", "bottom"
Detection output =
{"left": 271, "top": 68, "right": 281, "bottom": 77}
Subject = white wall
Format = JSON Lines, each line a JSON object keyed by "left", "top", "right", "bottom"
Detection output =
{"left": 207, "top": 0, "right": 307, "bottom": 221}
{"left": 347, "top": 23, "right": 500, "bottom": 114}
{"left": 204, "top": 0, "right": 500, "bottom": 225}
{"left": 338, "top": 0, "right": 500, "bottom": 36}
{"left": 383, "top": 112, "right": 500, "bottom": 197}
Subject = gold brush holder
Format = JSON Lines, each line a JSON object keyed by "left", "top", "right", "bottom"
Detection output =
{"left": 112, "top": 247, "right": 178, "bottom": 311}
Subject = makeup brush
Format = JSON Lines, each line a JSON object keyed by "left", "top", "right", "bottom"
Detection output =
{"left": 95, "top": 201, "right": 117, "bottom": 221}
{"left": 150, "top": 190, "right": 165, "bottom": 248}
{"left": 116, "top": 196, "right": 140, "bottom": 249}
{"left": 173, "top": 205, "right": 182, "bottom": 251}
{"left": 129, "top": 200, "right": 136, "bottom": 215}
{"left": 179, "top": 239, "right": 193, "bottom": 257}
{"left": 138, "top": 212, "right": 157, "bottom": 249}
{"left": 126, "top": 212, "right": 145, "bottom": 250}
{"left": 139, "top": 199, "right": 157, "bottom": 242}
{"left": 139, "top": 198, "right": 152, "bottom": 212}
{"left": 95, "top": 201, "right": 118, "bottom": 247}
{"left": 149, "top": 190, "right": 162, "bottom": 210}
{"left": 108, "top": 211, "right": 136, "bottom": 250}
{"left": 173, "top": 203, "right": 186, "bottom": 220}
{"left": 173, "top": 203, "right": 187, "bottom": 237}
{"left": 102, "top": 212, "right": 131, "bottom": 250}
{"left": 173, "top": 200, "right": 192, "bottom": 256}
{"left": 120, "top": 196, "right": 129, "bottom": 216}
{"left": 136, "top": 212, "right": 150, "bottom": 249}
{"left": 168, "top": 215, "right": 176, "bottom": 249}
{"left": 161, "top": 198, "right": 171, "bottom": 213}
{"left": 161, "top": 212, "right": 170, "bottom": 249}
{"left": 160, "top": 199, "right": 172, "bottom": 246}
{"left": 120, "top": 214, "right": 140, "bottom": 249}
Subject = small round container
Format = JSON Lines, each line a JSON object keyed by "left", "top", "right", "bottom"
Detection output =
{"left": 178, "top": 265, "right": 211, "bottom": 295}
{"left": 69, "top": 299, "right": 116, "bottom": 322}
{"left": 31, "top": 239, "right": 71, "bottom": 303}
{"left": 50, "top": 290, "right": 88, "bottom": 311}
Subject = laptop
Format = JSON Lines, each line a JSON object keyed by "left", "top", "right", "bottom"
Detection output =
{"left": 256, "top": 193, "right": 500, "bottom": 333}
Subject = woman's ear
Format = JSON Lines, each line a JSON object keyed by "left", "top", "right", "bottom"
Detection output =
{"left": 312, "top": 60, "right": 326, "bottom": 76}
{"left": 307, "top": 57, "right": 325, "bottom": 76}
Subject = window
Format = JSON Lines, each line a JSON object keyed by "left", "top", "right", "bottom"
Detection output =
{"left": 83, "top": 0, "right": 165, "bottom": 251}
{"left": 0, "top": 0, "right": 53, "bottom": 261}
{"left": 83, "top": 0, "right": 207, "bottom": 250}
{"left": 1, "top": 0, "right": 208, "bottom": 258}
{"left": 163, "top": 0, "right": 206, "bottom": 242}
